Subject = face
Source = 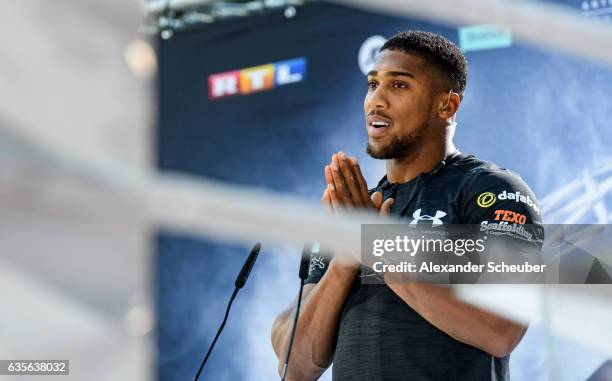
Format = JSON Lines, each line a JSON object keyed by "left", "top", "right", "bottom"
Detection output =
{"left": 364, "top": 49, "right": 441, "bottom": 159}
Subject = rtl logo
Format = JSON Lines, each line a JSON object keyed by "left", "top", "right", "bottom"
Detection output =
{"left": 208, "top": 58, "right": 307, "bottom": 100}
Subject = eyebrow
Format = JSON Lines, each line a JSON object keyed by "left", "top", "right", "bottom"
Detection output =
{"left": 367, "top": 70, "right": 415, "bottom": 79}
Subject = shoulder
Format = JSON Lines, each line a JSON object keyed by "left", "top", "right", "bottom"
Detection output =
{"left": 453, "top": 154, "right": 535, "bottom": 197}
{"left": 450, "top": 154, "right": 542, "bottom": 223}
{"left": 451, "top": 153, "right": 516, "bottom": 180}
{"left": 424, "top": 153, "right": 515, "bottom": 191}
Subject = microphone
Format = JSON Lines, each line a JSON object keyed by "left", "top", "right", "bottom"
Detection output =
{"left": 193, "top": 242, "right": 262, "bottom": 381}
{"left": 281, "top": 243, "right": 313, "bottom": 381}
{"left": 236, "top": 242, "right": 261, "bottom": 289}
{"left": 299, "top": 243, "right": 312, "bottom": 280}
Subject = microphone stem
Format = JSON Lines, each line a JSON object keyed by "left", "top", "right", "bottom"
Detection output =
{"left": 193, "top": 287, "right": 239, "bottom": 381}
{"left": 281, "top": 278, "right": 305, "bottom": 381}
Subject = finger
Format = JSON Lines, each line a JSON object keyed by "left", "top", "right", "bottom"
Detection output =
{"left": 337, "top": 152, "right": 363, "bottom": 206}
{"left": 322, "top": 188, "right": 333, "bottom": 214}
{"left": 331, "top": 154, "right": 353, "bottom": 206}
{"left": 324, "top": 164, "right": 333, "bottom": 186}
{"left": 327, "top": 183, "right": 343, "bottom": 211}
{"left": 379, "top": 197, "right": 394, "bottom": 216}
{"left": 349, "top": 156, "right": 372, "bottom": 206}
{"left": 371, "top": 191, "right": 383, "bottom": 209}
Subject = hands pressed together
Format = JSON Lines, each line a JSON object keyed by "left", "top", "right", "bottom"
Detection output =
{"left": 322, "top": 151, "right": 394, "bottom": 215}
{"left": 321, "top": 151, "right": 395, "bottom": 271}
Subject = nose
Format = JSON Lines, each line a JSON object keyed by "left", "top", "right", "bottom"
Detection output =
{"left": 365, "top": 85, "right": 389, "bottom": 112}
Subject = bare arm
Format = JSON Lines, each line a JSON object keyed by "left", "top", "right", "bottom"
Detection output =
{"left": 385, "top": 279, "right": 527, "bottom": 358}
{"left": 271, "top": 260, "right": 358, "bottom": 380}
{"left": 270, "top": 151, "right": 393, "bottom": 380}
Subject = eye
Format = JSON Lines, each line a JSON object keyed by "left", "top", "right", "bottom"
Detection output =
{"left": 367, "top": 80, "right": 378, "bottom": 89}
{"left": 393, "top": 81, "right": 407, "bottom": 89}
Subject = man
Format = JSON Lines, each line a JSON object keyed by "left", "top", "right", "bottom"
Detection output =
{"left": 271, "top": 31, "right": 543, "bottom": 380}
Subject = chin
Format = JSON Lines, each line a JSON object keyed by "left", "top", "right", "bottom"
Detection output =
{"left": 366, "top": 142, "right": 389, "bottom": 159}
{"left": 367, "top": 135, "right": 420, "bottom": 160}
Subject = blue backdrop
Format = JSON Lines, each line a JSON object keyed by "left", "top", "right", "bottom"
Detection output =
{"left": 156, "top": 1, "right": 612, "bottom": 380}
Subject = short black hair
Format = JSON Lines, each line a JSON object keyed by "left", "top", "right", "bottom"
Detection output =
{"left": 380, "top": 30, "right": 467, "bottom": 98}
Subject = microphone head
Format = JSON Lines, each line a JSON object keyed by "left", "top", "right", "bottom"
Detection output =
{"left": 252, "top": 242, "right": 262, "bottom": 253}
{"left": 299, "top": 244, "right": 312, "bottom": 280}
{"left": 235, "top": 242, "right": 261, "bottom": 289}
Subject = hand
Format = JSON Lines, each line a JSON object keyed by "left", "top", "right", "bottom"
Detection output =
{"left": 321, "top": 151, "right": 394, "bottom": 273}
{"left": 322, "top": 151, "right": 394, "bottom": 215}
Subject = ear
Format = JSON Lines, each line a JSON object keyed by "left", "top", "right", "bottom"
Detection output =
{"left": 436, "top": 91, "right": 461, "bottom": 120}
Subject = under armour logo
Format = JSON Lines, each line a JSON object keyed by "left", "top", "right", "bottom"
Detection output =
{"left": 409, "top": 209, "right": 447, "bottom": 227}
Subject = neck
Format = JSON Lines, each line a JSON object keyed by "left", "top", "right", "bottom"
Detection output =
{"left": 385, "top": 138, "right": 456, "bottom": 184}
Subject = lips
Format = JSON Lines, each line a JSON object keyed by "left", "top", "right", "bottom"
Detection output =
{"left": 368, "top": 114, "right": 393, "bottom": 127}
{"left": 367, "top": 113, "right": 392, "bottom": 137}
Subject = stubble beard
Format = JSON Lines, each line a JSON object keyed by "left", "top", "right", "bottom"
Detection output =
{"left": 366, "top": 120, "right": 429, "bottom": 160}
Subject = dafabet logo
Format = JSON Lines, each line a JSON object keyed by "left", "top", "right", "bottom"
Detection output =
{"left": 476, "top": 192, "right": 496, "bottom": 208}
{"left": 208, "top": 57, "right": 307, "bottom": 99}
